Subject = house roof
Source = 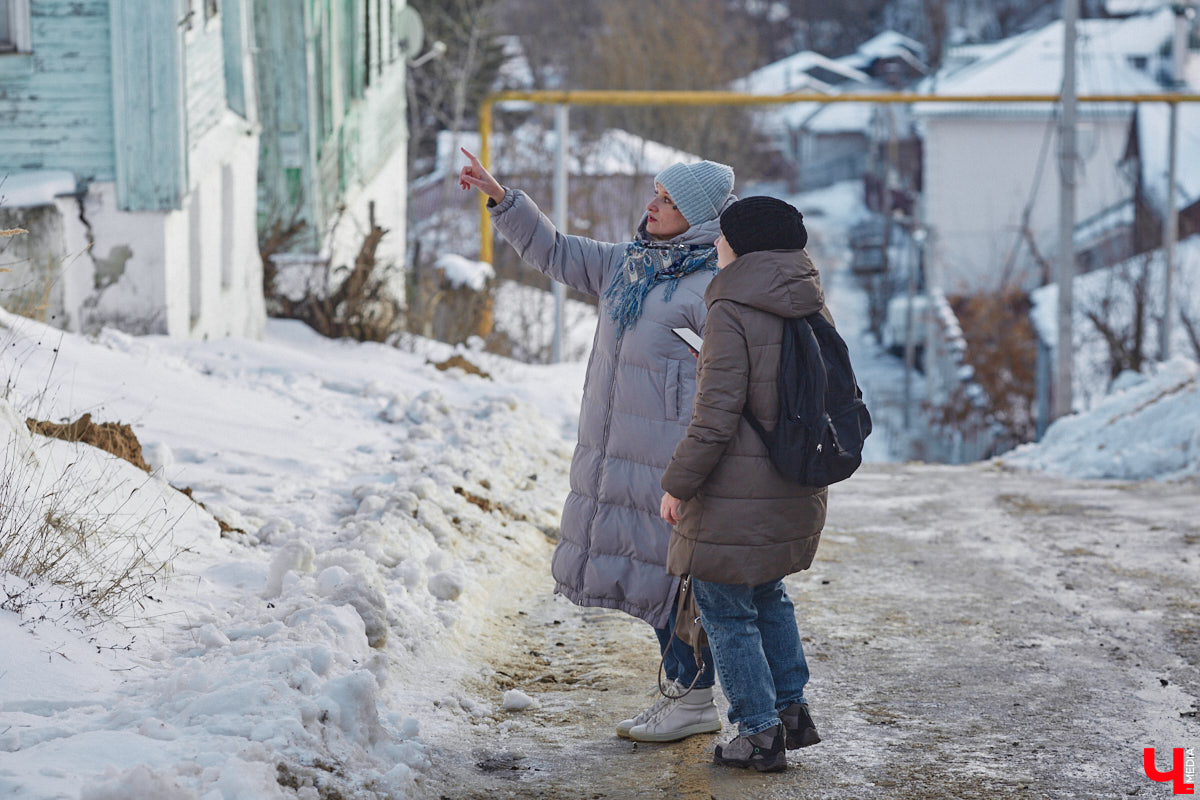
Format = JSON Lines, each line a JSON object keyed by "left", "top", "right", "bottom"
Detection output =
{"left": 735, "top": 38, "right": 894, "bottom": 136}
{"left": 1135, "top": 101, "right": 1200, "bottom": 215}
{"left": 764, "top": 95, "right": 877, "bottom": 134}
{"left": 736, "top": 50, "right": 872, "bottom": 95}
{"left": 916, "top": 10, "right": 1173, "bottom": 117}
{"left": 841, "top": 31, "right": 928, "bottom": 71}
{"left": 1073, "top": 197, "right": 1136, "bottom": 250}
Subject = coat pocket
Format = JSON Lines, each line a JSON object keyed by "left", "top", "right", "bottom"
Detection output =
{"left": 665, "top": 359, "right": 682, "bottom": 422}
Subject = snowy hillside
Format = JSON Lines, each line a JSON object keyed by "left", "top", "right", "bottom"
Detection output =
{"left": 0, "top": 309, "right": 585, "bottom": 798}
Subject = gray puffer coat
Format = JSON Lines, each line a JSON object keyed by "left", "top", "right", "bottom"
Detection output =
{"left": 490, "top": 188, "right": 733, "bottom": 627}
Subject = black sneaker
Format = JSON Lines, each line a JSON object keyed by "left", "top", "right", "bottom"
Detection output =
{"left": 779, "top": 702, "right": 821, "bottom": 750}
{"left": 712, "top": 723, "right": 786, "bottom": 773}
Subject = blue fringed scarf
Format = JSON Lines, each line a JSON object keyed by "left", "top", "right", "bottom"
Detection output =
{"left": 603, "top": 241, "right": 718, "bottom": 335}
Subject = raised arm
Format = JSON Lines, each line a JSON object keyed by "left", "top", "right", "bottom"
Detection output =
{"left": 459, "top": 148, "right": 620, "bottom": 297}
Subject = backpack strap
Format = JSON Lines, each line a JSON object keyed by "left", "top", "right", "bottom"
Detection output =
{"left": 740, "top": 315, "right": 826, "bottom": 434}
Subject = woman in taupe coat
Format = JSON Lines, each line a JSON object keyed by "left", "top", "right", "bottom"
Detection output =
{"left": 660, "top": 196, "right": 828, "bottom": 772}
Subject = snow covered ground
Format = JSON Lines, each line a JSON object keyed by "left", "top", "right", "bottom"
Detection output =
{"left": 0, "top": 309, "right": 586, "bottom": 799}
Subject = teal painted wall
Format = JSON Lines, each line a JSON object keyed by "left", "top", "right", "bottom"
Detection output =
{"left": 0, "top": 0, "right": 115, "bottom": 183}
{"left": 254, "top": 0, "right": 318, "bottom": 248}
{"left": 253, "top": 0, "right": 408, "bottom": 247}
{"left": 110, "top": 0, "right": 186, "bottom": 210}
{"left": 222, "top": 0, "right": 256, "bottom": 121}
{"left": 186, "top": 11, "right": 229, "bottom": 144}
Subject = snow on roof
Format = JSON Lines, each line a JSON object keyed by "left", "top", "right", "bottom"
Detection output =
{"left": 1105, "top": 0, "right": 1171, "bottom": 16}
{"left": 1073, "top": 197, "right": 1136, "bottom": 249}
{"left": 839, "top": 30, "right": 928, "bottom": 74}
{"left": 916, "top": 10, "right": 1173, "bottom": 117}
{"left": 855, "top": 30, "right": 927, "bottom": 61}
{"left": 736, "top": 50, "right": 872, "bottom": 95}
{"left": 764, "top": 96, "right": 876, "bottom": 134}
{"left": 0, "top": 171, "right": 77, "bottom": 209}
{"left": 430, "top": 126, "right": 700, "bottom": 180}
{"left": 1135, "top": 102, "right": 1200, "bottom": 215}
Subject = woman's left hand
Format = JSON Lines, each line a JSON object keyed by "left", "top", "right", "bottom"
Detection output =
{"left": 660, "top": 492, "right": 683, "bottom": 525}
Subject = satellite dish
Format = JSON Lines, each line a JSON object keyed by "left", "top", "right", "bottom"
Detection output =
{"left": 395, "top": 6, "right": 425, "bottom": 62}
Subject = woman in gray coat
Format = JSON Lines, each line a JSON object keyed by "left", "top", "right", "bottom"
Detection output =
{"left": 459, "top": 148, "right": 732, "bottom": 742}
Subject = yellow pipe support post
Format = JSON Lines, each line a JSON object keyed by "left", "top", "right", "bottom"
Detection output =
{"left": 476, "top": 90, "right": 1200, "bottom": 263}
{"left": 479, "top": 100, "right": 494, "bottom": 265}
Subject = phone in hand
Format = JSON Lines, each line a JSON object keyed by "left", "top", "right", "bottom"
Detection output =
{"left": 672, "top": 327, "right": 703, "bottom": 354}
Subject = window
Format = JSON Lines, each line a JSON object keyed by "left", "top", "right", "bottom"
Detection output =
{"left": 204, "top": 0, "right": 218, "bottom": 23}
{"left": 0, "top": 0, "right": 32, "bottom": 54}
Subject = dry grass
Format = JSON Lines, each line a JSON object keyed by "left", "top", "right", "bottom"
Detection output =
{"left": 1, "top": 301, "right": 183, "bottom": 627}
{"left": 0, "top": 426, "right": 184, "bottom": 625}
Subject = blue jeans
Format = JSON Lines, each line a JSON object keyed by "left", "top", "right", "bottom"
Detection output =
{"left": 691, "top": 577, "right": 809, "bottom": 736}
{"left": 653, "top": 595, "right": 716, "bottom": 690}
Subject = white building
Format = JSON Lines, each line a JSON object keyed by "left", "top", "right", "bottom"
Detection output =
{"left": 914, "top": 9, "right": 1181, "bottom": 293}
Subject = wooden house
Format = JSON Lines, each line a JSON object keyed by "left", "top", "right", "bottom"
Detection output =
{"left": 0, "top": 0, "right": 263, "bottom": 338}
{"left": 252, "top": 0, "right": 414, "bottom": 294}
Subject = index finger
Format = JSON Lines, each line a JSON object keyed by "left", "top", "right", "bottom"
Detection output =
{"left": 460, "top": 147, "right": 482, "bottom": 166}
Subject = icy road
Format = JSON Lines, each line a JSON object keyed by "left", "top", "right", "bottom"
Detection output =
{"left": 420, "top": 462, "right": 1199, "bottom": 800}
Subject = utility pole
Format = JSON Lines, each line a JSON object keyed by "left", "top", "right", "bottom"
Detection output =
{"left": 552, "top": 104, "right": 569, "bottom": 364}
{"left": 1160, "top": 3, "right": 1193, "bottom": 360}
{"left": 1054, "top": 0, "right": 1078, "bottom": 420}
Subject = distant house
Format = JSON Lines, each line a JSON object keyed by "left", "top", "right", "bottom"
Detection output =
{"left": 0, "top": 0, "right": 263, "bottom": 338}
{"left": 1076, "top": 101, "right": 1200, "bottom": 273}
{"left": 252, "top": 1, "right": 413, "bottom": 291}
{"left": 739, "top": 32, "right": 927, "bottom": 193}
{"left": 913, "top": 9, "right": 1183, "bottom": 293}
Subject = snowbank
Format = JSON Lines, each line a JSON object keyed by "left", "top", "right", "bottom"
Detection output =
{"left": 1002, "top": 356, "right": 1200, "bottom": 480}
{"left": 0, "top": 308, "right": 585, "bottom": 798}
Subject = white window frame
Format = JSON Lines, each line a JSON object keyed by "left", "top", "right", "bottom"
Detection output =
{"left": 0, "top": 0, "right": 32, "bottom": 54}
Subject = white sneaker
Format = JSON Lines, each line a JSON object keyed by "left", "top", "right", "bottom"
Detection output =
{"left": 628, "top": 685, "right": 721, "bottom": 743}
{"left": 616, "top": 682, "right": 680, "bottom": 738}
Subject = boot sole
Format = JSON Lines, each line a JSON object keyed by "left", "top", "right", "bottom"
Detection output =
{"left": 627, "top": 719, "right": 722, "bottom": 743}
{"left": 713, "top": 751, "right": 787, "bottom": 773}
{"left": 785, "top": 728, "right": 821, "bottom": 750}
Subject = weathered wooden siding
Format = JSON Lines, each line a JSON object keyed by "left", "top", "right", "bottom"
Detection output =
{"left": 110, "top": 0, "right": 186, "bottom": 210}
{"left": 252, "top": 0, "right": 407, "bottom": 248}
{"left": 0, "top": 0, "right": 114, "bottom": 182}
{"left": 186, "top": 12, "right": 229, "bottom": 144}
{"left": 253, "top": 0, "right": 318, "bottom": 249}
{"left": 222, "top": 0, "right": 257, "bottom": 122}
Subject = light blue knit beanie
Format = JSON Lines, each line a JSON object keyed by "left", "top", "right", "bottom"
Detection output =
{"left": 654, "top": 160, "right": 735, "bottom": 227}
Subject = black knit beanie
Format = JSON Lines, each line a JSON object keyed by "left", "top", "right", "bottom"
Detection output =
{"left": 719, "top": 196, "right": 808, "bottom": 256}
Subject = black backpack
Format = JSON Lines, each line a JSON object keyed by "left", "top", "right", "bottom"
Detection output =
{"left": 742, "top": 312, "right": 872, "bottom": 487}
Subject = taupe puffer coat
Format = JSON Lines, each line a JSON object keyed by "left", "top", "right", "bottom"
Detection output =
{"left": 660, "top": 249, "right": 829, "bottom": 586}
{"left": 490, "top": 188, "right": 734, "bottom": 627}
